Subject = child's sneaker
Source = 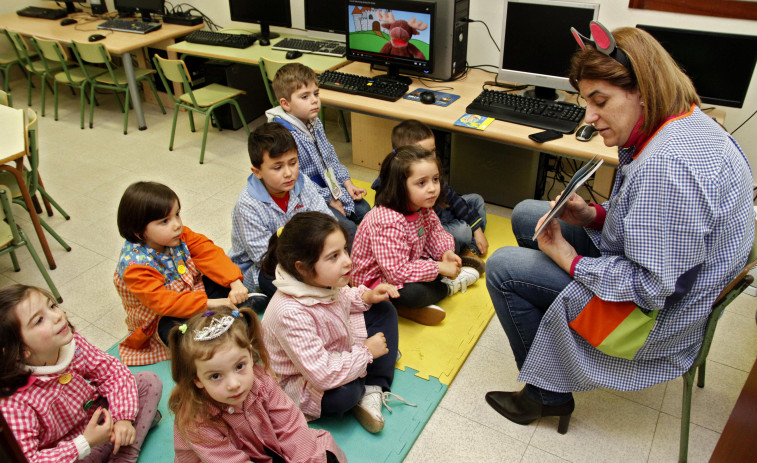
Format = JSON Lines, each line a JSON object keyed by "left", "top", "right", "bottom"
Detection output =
{"left": 442, "top": 267, "right": 480, "bottom": 296}
{"left": 353, "top": 385, "right": 385, "bottom": 433}
{"left": 396, "top": 304, "right": 446, "bottom": 325}
{"left": 460, "top": 248, "right": 486, "bottom": 274}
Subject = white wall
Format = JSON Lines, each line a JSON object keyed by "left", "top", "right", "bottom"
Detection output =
{"left": 3, "top": 0, "right": 756, "bottom": 180}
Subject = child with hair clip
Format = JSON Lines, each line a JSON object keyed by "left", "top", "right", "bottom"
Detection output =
{"left": 169, "top": 306, "right": 346, "bottom": 462}
{"left": 114, "top": 181, "right": 250, "bottom": 366}
{"left": 0, "top": 284, "right": 163, "bottom": 463}
{"left": 260, "top": 211, "right": 409, "bottom": 434}
{"left": 351, "top": 145, "right": 481, "bottom": 326}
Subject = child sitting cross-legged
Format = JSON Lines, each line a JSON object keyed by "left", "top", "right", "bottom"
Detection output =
{"left": 169, "top": 306, "right": 346, "bottom": 462}
{"left": 266, "top": 63, "right": 371, "bottom": 244}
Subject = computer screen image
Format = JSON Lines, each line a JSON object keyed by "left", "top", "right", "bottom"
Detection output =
{"left": 306, "top": 0, "right": 348, "bottom": 35}
{"left": 637, "top": 25, "right": 757, "bottom": 109}
{"left": 228, "top": 0, "right": 292, "bottom": 42}
{"left": 114, "top": 0, "right": 164, "bottom": 22}
{"left": 498, "top": 0, "right": 599, "bottom": 100}
{"left": 347, "top": 0, "right": 434, "bottom": 83}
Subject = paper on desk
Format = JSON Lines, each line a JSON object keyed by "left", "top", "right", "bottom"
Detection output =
{"left": 454, "top": 113, "right": 495, "bottom": 130}
{"left": 532, "top": 155, "right": 604, "bottom": 240}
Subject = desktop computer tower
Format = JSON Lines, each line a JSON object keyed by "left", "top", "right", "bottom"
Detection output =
{"left": 204, "top": 60, "right": 270, "bottom": 130}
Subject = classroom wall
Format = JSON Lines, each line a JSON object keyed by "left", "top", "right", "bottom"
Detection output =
{"left": 3, "top": 0, "right": 756, "bottom": 182}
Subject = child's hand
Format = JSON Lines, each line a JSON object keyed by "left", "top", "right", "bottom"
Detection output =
{"left": 442, "top": 250, "right": 462, "bottom": 267}
{"left": 364, "top": 332, "right": 388, "bottom": 359}
{"left": 110, "top": 420, "right": 135, "bottom": 455}
{"left": 438, "top": 261, "right": 461, "bottom": 279}
{"left": 83, "top": 408, "right": 113, "bottom": 448}
{"left": 329, "top": 198, "right": 346, "bottom": 216}
{"left": 207, "top": 298, "right": 237, "bottom": 311}
{"left": 362, "top": 284, "right": 399, "bottom": 304}
{"left": 228, "top": 280, "right": 248, "bottom": 305}
{"left": 473, "top": 228, "right": 489, "bottom": 255}
{"left": 345, "top": 180, "right": 366, "bottom": 200}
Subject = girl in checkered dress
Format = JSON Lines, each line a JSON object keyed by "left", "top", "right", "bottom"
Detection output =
{"left": 0, "top": 284, "right": 163, "bottom": 463}
{"left": 169, "top": 306, "right": 345, "bottom": 462}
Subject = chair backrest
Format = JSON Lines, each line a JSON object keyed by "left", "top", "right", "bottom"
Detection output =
{"left": 1, "top": 29, "right": 25, "bottom": 65}
{"left": 70, "top": 40, "right": 119, "bottom": 84}
{"left": 258, "top": 57, "right": 290, "bottom": 107}
{"left": 28, "top": 37, "right": 77, "bottom": 81}
{"left": 6, "top": 31, "right": 34, "bottom": 65}
{"left": 0, "top": 89, "right": 9, "bottom": 106}
{"left": 152, "top": 55, "right": 196, "bottom": 106}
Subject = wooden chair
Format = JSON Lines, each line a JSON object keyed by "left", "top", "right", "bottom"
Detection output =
{"left": 70, "top": 40, "right": 165, "bottom": 134}
{"left": 153, "top": 54, "right": 250, "bottom": 164}
{"left": 4, "top": 30, "right": 57, "bottom": 108}
{"left": 258, "top": 56, "right": 350, "bottom": 142}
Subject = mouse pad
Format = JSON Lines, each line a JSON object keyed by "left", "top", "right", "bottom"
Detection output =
{"left": 404, "top": 88, "right": 460, "bottom": 107}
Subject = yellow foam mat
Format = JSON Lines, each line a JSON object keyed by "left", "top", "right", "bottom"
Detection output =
{"left": 353, "top": 179, "right": 517, "bottom": 385}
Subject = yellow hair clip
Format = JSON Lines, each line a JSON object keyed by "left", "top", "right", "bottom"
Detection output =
{"left": 178, "top": 324, "right": 187, "bottom": 334}
{"left": 276, "top": 226, "right": 284, "bottom": 237}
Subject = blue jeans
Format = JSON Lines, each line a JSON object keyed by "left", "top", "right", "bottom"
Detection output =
{"left": 486, "top": 200, "right": 600, "bottom": 406}
{"left": 330, "top": 198, "right": 372, "bottom": 248}
{"left": 437, "top": 193, "right": 487, "bottom": 254}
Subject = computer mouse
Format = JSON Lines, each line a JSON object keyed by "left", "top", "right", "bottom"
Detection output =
{"left": 286, "top": 50, "right": 303, "bottom": 60}
{"left": 575, "top": 124, "right": 598, "bottom": 142}
{"left": 88, "top": 34, "right": 106, "bottom": 42}
{"left": 420, "top": 91, "right": 436, "bottom": 105}
{"left": 259, "top": 37, "right": 271, "bottom": 46}
{"left": 60, "top": 18, "right": 77, "bottom": 26}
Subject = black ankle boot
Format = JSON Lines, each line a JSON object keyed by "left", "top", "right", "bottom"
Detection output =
{"left": 485, "top": 388, "right": 575, "bottom": 434}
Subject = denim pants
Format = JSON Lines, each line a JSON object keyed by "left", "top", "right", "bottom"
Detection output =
{"left": 437, "top": 193, "right": 487, "bottom": 254}
{"left": 485, "top": 199, "right": 600, "bottom": 406}
{"left": 320, "top": 300, "right": 398, "bottom": 416}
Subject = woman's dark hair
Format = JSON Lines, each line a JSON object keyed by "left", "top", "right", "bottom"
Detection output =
{"left": 260, "top": 212, "right": 347, "bottom": 281}
{"left": 375, "top": 144, "right": 444, "bottom": 213}
{"left": 117, "top": 182, "right": 180, "bottom": 244}
{"left": 0, "top": 284, "right": 69, "bottom": 397}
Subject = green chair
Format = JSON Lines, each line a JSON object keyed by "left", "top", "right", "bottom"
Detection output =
{"left": 70, "top": 40, "right": 165, "bottom": 134}
{"left": 676, "top": 229, "right": 757, "bottom": 463}
{"left": 258, "top": 56, "right": 350, "bottom": 142}
{"left": 29, "top": 37, "right": 105, "bottom": 129}
{"left": 153, "top": 54, "right": 250, "bottom": 164}
{"left": 0, "top": 185, "right": 62, "bottom": 303}
{"left": 4, "top": 30, "right": 57, "bottom": 108}
{"left": 0, "top": 108, "right": 71, "bottom": 252}
{"left": 0, "top": 29, "right": 26, "bottom": 104}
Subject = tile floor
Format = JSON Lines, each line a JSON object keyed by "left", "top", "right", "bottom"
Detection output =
{"left": 2, "top": 82, "right": 755, "bottom": 463}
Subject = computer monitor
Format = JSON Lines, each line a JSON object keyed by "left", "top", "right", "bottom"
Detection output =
{"left": 114, "top": 0, "right": 164, "bottom": 22}
{"left": 44, "top": 0, "right": 85, "bottom": 14}
{"left": 228, "top": 0, "right": 292, "bottom": 42}
{"left": 346, "top": 0, "right": 435, "bottom": 84}
{"left": 306, "top": 0, "right": 348, "bottom": 35}
{"left": 637, "top": 25, "right": 757, "bottom": 109}
{"left": 498, "top": 0, "right": 599, "bottom": 100}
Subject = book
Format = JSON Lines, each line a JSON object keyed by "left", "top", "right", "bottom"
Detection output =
{"left": 532, "top": 155, "right": 604, "bottom": 240}
{"left": 454, "top": 113, "right": 495, "bottom": 130}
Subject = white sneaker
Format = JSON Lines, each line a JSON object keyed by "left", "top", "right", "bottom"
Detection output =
{"left": 353, "top": 385, "right": 385, "bottom": 433}
{"left": 442, "top": 266, "right": 480, "bottom": 296}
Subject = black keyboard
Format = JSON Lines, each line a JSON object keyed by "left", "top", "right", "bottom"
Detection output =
{"left": 318, "top": 71, "right": 409, "bottom": 102}
{"left": 97, "top": 19, "right": 162, "bottom": 34}
{"left": 273, "top": 37, "right": 346, "bottom": 57}
{"left": 16, "top": 6, "right": 67, "bottom": 20}
{"left": 185, "top": 31, "right": 256, "bottom": 49}
{"left": 466, "top": 89, "right": 586, "bottom": 134}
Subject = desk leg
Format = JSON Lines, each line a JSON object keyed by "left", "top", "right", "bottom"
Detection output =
{"left": 121, "top": 52, "right": 146, "bottom": 131}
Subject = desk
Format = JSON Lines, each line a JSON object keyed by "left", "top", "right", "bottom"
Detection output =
{"left": 0, "top": 105, "right": 56, "bottom": 269}
{"left": 0, "top": 13, "right": 203, "bottom": 130}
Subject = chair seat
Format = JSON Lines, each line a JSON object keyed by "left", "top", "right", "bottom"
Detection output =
{"left": 180, "top": 83, "right": 244, "bottom": 107}
{"left": 0, "top": 171, "right": 26, "bottom": 198}
{"left": 95, "top": 67, "right": 155, "bottom": 85}
{"left": 26, "top": 58, "right": 67, "bottom": 73}
{"left": 54, "top": 65, "right": 106, "bottom": 84}
{"left": 0, "top": 221, "right": 13, "bottom": 247}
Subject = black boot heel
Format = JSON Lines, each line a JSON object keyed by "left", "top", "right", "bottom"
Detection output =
{"left": 557, "top": 413, "right": 571, "bottom": 434}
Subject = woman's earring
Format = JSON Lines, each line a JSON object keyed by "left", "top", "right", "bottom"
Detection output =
{"left": 640, "top": 101, "right": 645, "bottom": 106}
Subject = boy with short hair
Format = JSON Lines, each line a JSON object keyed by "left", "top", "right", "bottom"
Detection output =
{"left": 373, "top": 119, "right": 488, "bottom": 273}
{"left": 229, "top": 122, "right": 334, "bottom": 297}
{"left": 265, "top": 63, "right": 370, "bottom": 243}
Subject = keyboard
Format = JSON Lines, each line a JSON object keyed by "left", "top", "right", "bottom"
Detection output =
{"left": 185, "top": 30, "right": 256, "bottom": 49}
{"left": 318, "top": 70, "right": 409, "bottom": 102}
{"left": 16, "top": 6, "right": 67, "bottom": 20}
{"left": 273, "top": 37, "right": 346, "bottom": 57}
{"left": 465, "top": 89, "right": 586, "bottom": 134}
{"left": 97, "top": 19, "right": 162, "bottom": 34}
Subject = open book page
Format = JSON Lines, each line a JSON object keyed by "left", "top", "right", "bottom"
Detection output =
{"left": 532, "top": 155, "right": 604, "bottom": 240}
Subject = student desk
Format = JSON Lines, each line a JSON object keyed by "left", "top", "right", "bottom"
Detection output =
{"left": 0, "top": 105, "right": 56, "bottom": 269}
{"left": 0, "top": 13, "right": 203, "bottom": 130}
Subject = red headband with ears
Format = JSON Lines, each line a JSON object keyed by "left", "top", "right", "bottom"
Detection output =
{"left": 571, "top": 21, "right": 631, "bottom": 70}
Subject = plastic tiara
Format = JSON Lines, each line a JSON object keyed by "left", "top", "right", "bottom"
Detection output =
{"left": 571, "top": 21, "right": 631, "bottom": 71}
{"left": 193, "top": 315, "right": 235, "bottom": 342}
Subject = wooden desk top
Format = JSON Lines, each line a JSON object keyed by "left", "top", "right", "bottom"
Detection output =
{"left": 167, "top": 32, "right": 349, "bottom": 73}
{"left": 0, "top": 13, "right": 203, "bottom": 55}
{"left": 0, "top": 105, "right": 25, "bottom": 165}
{"left": 319, "top": 62, "right": 619, "bottom": 166}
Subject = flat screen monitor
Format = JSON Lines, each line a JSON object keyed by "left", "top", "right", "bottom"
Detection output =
{"left": 346, "top": 0, "right": 435, "bottom": 84}
{"left": 228, "top": 0, "right": 292, "bottom": 42}
{"left": 114, "top": 0, "right": 164, "bottom": 22}
{"left": 498, "top": 0, "right": 599, "bottom": 100}
{"left": 44, "top": 0, "right": 84, "bottom": 14}
{"left": 637, "top": 25, "right": 757, "bottom": 109}
{"left": 306, "top": 0, "right": 347, "bottom": 35}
